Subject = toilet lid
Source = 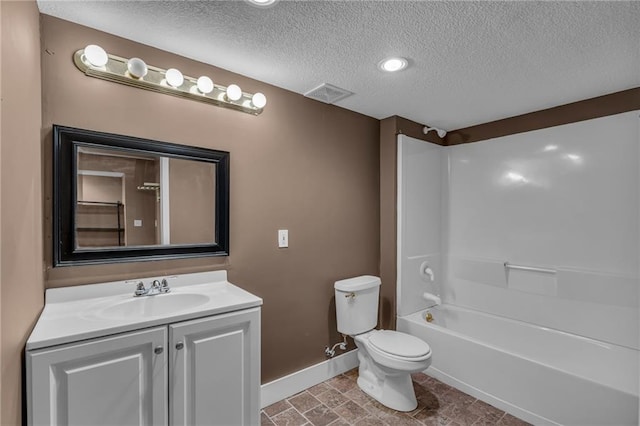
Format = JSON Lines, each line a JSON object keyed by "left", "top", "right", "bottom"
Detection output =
{"left": 369, "top": 330, "right": 431, "bottom": 359}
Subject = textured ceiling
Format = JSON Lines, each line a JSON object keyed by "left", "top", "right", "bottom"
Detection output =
{"left": 37, "top": 1, "right": 640, "bottom": 130}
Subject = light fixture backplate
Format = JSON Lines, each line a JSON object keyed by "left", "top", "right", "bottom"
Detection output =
{"left": 73, "top": 48, "right": 265, "bottom": 115}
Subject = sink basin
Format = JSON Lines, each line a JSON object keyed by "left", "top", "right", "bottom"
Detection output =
{"left": 97, "top": 293, "right": 210, "bottom": 319}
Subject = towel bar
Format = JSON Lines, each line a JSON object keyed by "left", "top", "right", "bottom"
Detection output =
{"left": 504, "top": 262, "right": 556, "bottom": 274}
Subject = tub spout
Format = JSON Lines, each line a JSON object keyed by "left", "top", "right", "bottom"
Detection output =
{"left": 422, "top": 292, "right": 441, "bottom": 307}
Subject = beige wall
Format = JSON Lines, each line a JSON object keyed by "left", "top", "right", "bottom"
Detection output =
{"left": 378, "top": 117, "right": 399, "bottom": 330}
{"left": 0, "top": 1, "right": 45, "bottom": 425}
{"left": 41, "top": 15, "right": 380, "bottom": 384}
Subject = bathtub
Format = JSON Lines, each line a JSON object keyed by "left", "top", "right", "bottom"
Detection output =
{"left": 397, "top": 305, "right": 639, "bottom": 426}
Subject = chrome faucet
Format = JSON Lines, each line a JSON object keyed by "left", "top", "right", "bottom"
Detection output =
{"left": 133, "top": 278, "right": 171, "bottom": 297}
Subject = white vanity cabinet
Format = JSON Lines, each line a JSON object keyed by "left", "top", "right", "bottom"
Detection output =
{"left": 28, "top": 307, "right": 260, "bottom": 426}
{"left": 28, "top": 327, "right": 168, "bottom": 426}
{"left": 26, "top": 272, "right": 262, "bottom": 426}
{"left": 170, "top": 308, "right": 260, "bottom": 426}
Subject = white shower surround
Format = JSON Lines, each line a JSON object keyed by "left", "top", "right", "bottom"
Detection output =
{"left": 395, "top": 111, "right": 640, "bottom": 425}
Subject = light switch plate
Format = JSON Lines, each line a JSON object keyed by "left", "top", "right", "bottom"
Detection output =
{"left": 134, "top": 219, "right": 143, "bottom": 227}
{"left": 278, "top": 229, "right": 288, "bottom": 248}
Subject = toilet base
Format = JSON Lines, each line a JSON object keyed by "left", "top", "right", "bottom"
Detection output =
{"left": 356, "top": 352, "right": 418, "bottom": 411}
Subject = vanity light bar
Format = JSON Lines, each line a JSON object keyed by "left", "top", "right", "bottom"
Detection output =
{"left": 73, "top": 45, "right": 267, "bottom": 115}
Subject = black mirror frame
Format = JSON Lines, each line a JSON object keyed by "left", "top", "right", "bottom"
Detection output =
{"left": 52, "top": 125, "right": 230, "bottom": 267}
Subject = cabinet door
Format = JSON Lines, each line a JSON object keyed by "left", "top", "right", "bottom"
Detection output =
{"left": 170, "top": 307, "right": 260, "bottom": 426}
{"left": 27, "top": 327, "right": 168, "bottom": 426}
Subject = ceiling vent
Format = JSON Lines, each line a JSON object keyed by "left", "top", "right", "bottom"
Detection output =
{"left": 304, "top": 83, "right": 354, "bottom": 104}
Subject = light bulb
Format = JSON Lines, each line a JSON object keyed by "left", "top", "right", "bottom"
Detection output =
{"left": 226, "top": 84, "right": 242, "bottom": 101}
{"left": 165, "top": 68, "right": 184, "bottom": 88}
{"left": 196, "top": 76, "right": 214, "bottom": 94}
{"left": 251, "top": 92, "right": 267, "bottom": 109}
{"left": 127, "top": 57, "right": 148, "bottom": 79}
{"left": 83, "top": 44, "right": 108, "bottom": 67}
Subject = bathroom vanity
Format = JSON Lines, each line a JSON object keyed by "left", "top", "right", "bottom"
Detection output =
{"left": 25, "top": 271, "right": 262, "bottom": 426}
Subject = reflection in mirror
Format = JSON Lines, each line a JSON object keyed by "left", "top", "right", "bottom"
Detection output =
{"left": 75, "top": 148, "right": 216, "bottom": 249}
{"left": 168, "top": 158, "right": 216, "bottom": 245}
{"left": 53, "top": 125, "right": 229, "bottom": 266}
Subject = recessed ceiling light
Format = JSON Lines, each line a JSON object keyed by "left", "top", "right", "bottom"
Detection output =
{"left": 245, "top": 0, "right": 278, "bottom": 7}
{"left": 379, "top": 57, "right": 408, "bottom": 72}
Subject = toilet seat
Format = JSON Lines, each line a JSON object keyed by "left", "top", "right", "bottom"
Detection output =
{"left": 368, "top": 330, "right": 431, "bottom": 361}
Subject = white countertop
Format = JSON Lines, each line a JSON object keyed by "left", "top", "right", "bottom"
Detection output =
{"left": 27, "top": 270, "right": 262, "bottom": 350}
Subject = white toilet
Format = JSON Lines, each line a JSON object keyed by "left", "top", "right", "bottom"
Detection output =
{"left": 335, "top": 275, "right": 432, "bottom": 411}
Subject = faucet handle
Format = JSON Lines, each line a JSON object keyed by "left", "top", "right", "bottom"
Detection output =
{"left": 133, "top": 281, "right": 147, "bottom": 296}
{"left": 160, "top": 278, "right": 171, "bottom": 293}
{"left": 419, "top": 261, "right": 435, "bottom": 282}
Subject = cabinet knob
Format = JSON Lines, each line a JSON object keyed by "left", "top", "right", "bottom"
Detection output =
{"left": 154, "top": 346, "right": 164, "bottom": 355}
{"left": 175, "top": 342, "right": 184, "bottom": 350}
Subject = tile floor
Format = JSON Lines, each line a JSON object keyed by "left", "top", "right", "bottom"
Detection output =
{"left": 261, "top": 369, "right": 531, "bottom": 426}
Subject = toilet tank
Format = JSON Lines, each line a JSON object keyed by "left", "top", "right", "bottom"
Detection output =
{"left": 334, "top": 275, "right": 381, "bottom": 335}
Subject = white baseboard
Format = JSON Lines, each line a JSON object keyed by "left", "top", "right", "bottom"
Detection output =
{"left": 261, "top": 349, "right": 359, "bottom": 408}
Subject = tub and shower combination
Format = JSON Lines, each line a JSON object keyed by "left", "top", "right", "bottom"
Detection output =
{"left": 395, "top": 112, "right": 640, "bottom": 426}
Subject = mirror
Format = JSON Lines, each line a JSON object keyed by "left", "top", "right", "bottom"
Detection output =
{"left": 53, "top": 125, "right": 230, "bottom": 266}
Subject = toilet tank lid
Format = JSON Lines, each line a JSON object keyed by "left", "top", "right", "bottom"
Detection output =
{"left": 335, "top": 275, "right": 381, "bottom": 292}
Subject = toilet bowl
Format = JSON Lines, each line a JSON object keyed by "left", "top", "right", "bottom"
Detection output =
{"left": 353, "top": 330, "right": 431, "bottom": 411}
{"left": 334, "top": 276, "right": 432, "bottom": 412}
